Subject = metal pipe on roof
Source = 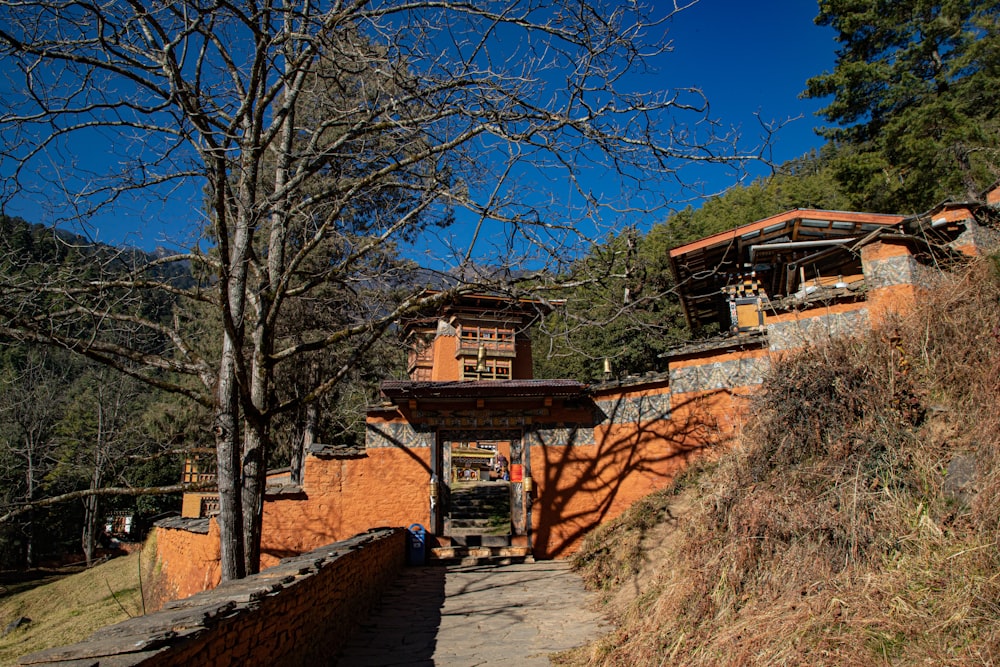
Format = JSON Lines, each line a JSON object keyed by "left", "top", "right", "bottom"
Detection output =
{"left": 748, "top": 238, "right": 853, "bottom": 263}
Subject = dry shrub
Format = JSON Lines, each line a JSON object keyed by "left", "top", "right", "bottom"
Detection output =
{"left": 569, "top": 256, "right": 1000, "bottom": 666}
{"left": 899, "top": 260, "right": 1000, "bottom": 536}
{"left": 572, "top": 484, "right": 683, "bottom": 594}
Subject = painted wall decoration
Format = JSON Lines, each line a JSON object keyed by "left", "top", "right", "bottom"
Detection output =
{"left": 365, "top": 421, "right": 432, "bottom": 449}
{"left": 768, "top": 308, "right": 870, "bottom": 352}
{"left": 669, "top": 355, "right": 771, "bottom": 395}
{"left": 595, "top": 392, "right": 671, "bottom": 425}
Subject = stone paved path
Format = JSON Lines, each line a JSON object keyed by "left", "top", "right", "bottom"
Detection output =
{"left": 335, "top": 560, "right": 608, "bottom": 666}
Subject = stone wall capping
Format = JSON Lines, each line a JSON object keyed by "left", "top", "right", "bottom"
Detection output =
{"left": 154, "top": 516, "right": 211, "bottom": 534}
{"left": 589, "top": 371, "right": 670, "bottom": 391}
{"left": 18, "top": 528, "right": 406, "bottom": 667}
{"left": 308, "top": 442, "right": 367, "bottom": 458}
{"left": 661, "top": 332, "right": 767, "bottom": 360}
{"left": 263, "top": 483, "right": 303, "bottom": 497}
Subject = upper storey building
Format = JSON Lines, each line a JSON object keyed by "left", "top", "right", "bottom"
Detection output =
{"left": 403, "top": 292, "right": 540, "bottom": 382}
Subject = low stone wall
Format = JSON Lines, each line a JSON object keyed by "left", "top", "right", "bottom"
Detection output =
{"left": 18, "top": 528, "right": 406, "bottom": 667}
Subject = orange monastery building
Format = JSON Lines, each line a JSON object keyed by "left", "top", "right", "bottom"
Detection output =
{"left": 159, "top": 187, "right": 999, "bottom": 600}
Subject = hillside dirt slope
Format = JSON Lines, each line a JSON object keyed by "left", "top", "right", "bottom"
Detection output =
{"left": 565, "top": 258, "right": 1000, "bottom": 666}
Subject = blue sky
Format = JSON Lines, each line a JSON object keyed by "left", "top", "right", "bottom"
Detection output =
{"left": 424, "top": 0, "right": 841, "bottom": 264}
{"left": 2, "top": 1, "right": 838, "bottom": 252}
{"left": 662, "top": 0, "right": 837, "bottom": 189}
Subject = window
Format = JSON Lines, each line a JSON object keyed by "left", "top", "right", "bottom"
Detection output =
{"left": 462, "top": 357, "right": 512, "bottom": 380}
{"left": 457, "top": 324, "right": 515, "bottom": 353}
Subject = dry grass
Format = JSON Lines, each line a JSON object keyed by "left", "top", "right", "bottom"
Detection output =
{"left": 0, "top": 534, "right": 158, "bottom": 666}
{"left": 567, "top": 257, "right": 1000, "bottom": 666}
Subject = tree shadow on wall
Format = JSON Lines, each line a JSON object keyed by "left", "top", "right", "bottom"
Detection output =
{"left": 332, "top": 565, "right": 447, "bottom": 666}
{"left": 531, "top": 389, "right": 733, "bottom": 559}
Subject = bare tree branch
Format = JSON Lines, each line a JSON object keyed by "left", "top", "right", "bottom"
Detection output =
{"left": 0, "top": 481, "right": 217, "bottom": 525}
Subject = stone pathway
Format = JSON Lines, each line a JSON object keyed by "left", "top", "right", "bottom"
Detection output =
{"left": 335, "top": 560, "right": 609, "bottom": 666}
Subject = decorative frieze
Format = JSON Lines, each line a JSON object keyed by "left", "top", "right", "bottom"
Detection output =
{"left": 767, "top": 308, "right": 869, "bottom": 352}
{"left": 669, "top": 355, "right": 771, "bottom": 394}
{"left": 365, "top": 421, "right": 431, "bottom": 448}
{"left": 524, "top": 425, "right": 596, "bottom": 447}
{"left": 595, "top": 392, "right": 671, "bottom": 425}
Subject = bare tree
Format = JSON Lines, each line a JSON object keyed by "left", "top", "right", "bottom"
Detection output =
{"left": 0, "top": 347, "right": 72, "bottom": 567}
{"left": 0, "top": 0, "right": 767, "bottom": 580}
{"left": 52, "top": 365, "right": 148, "bottom": 566}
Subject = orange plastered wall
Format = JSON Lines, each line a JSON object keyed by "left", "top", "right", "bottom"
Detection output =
{"left": 430, "top": 334, "right": 460, "bottom": 380}
{"left": 260, "top": 446, "right": 432, "bottom": 561}
{"left": 767, "top": 300, "right": 867, "bottom": 326}
{"left": 154, "top": 520, "right": 221, "bottom": 604}
{"left": 862, "top": 239, "right": 914, "bottom": 261}
{"left": 530, "top": 383, "right": 702, "bottom": 559}
{"left": 666, "top": 347, "right": 766, "bottom": 448}
{"left": 529, "top": 414, "right": 701, "bottom": 559}
{"left": 867, "top": 282, "right": 921, "bottom": 327}
{"left": 669, "top": 386, "right": 755, "bottom": 447}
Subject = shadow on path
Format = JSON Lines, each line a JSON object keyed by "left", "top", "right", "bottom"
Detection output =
{"left": 334, "top": 561, "right": 606, "bottom": 666}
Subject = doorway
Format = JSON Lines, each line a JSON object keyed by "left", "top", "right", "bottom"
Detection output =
{"left": 439, "top": 432, "right": 523, "bottom": 546}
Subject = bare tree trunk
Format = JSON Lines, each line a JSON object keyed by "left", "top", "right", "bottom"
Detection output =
{"left": 214, "top": 333, "right": 246, "bottom": 582}
{"left": 293, "top": 400, "right": 318, "bottom": 486}
{"left": 241, "top": 423, "right": 267, "bottom": 576}
{"left": 241, "top": 303, "right": 270, "bottom": 576}
{"left": 25, "top": 450, "right": 35, "bottom": 569}
{"left": 81, "top": 490, "right": 98, "bottom": 566}
{"left": 24, "top": 509, "right": 34, "bottom": 569}
{"left": 240, "top": 30, "right": 295, "bottom": 574}
{"left": 82, "top": 400, "right": 106, "bottom": 567}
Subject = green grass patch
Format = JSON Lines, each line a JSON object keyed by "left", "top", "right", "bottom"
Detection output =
{"left": 0, "top": 549, "right": 151, "bottom": 666}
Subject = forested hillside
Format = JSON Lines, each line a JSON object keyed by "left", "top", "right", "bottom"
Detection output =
{"left": 0, "top": 217, "right": 406, "bottom": 570}
{"left": 534, "top": 0, "right": 1000, "bottom": 381}
{"left": 0, "top": 217, "right": 200, "bottom": 568}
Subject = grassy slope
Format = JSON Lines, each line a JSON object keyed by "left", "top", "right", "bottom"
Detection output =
{"left": 567, "top": 258, "right": 1000, "bottom": 666}
{"left": 0, "top": 535, "right": 157, "bottom": 666}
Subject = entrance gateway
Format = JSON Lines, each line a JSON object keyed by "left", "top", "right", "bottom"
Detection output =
{"left": 376, "top": 292, "right": 592, "bottom": 560}
{"left": 437, "top": 431, "right": 528, "bottom": 550}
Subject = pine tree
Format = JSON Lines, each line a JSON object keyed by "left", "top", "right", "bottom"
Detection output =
{"left": 804, "top": 0, "right": 1000, "bottom": 211}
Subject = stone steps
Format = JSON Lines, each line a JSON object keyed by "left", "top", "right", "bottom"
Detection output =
{"left": 446, "top": 482, "right": 511, "bottom": 540}
{"left": 446, "top": 521, "right": 508, "bottom": 535}
{"left": 447, "top": 533, "right": 510, "bottom": 547}
{"left": 439, "top": 482, "right": 513, "bottom": 562}
{"left": 428, "top": 545, "right": 533, "bottom": 566}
